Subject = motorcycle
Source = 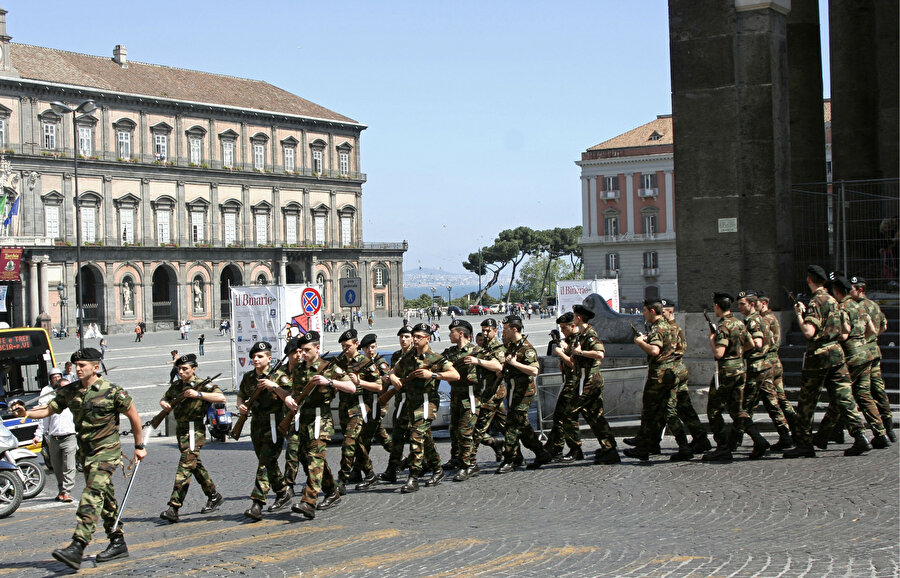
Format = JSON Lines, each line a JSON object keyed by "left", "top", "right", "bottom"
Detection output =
{"left": 206, "top": 402, "right": 232, "bottom": 443}
{"left": 0, "top": 422, "right": 45, "bottom": 499}
{"left": 0, "top": 424, "right": 25, "bottom": 518}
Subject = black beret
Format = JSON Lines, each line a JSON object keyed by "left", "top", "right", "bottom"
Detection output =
{"left": 807, "top": 264, "right": 827, "bottom": 281}
{"left": 480, "top": 318, "right": 497, "bottom": 328}
{"left": 736, "top": 290, "right": 757, "bottom": 299}
{"left": 71, "top": 348, "right": 103, "bottom": 362}
{"left": 448, "top": 319, "right": 473, "bottom": 334}
{"left": 411, "top": 322, "right": 432, "bottom": 335}
{"left": 502, "top": 314, "right": 523, "bottom": 328}
{"left": 360, "top": 333, "right": 377, "bottom": 348}
{"left": 397, "top": 326, "right": 412, "bottom": 336}
{"left": 642, "top": 298, "right": 662, "bottom": 308}
{"left": 249, "top": 341, "right": 273, "bottom": 356}
{"left": 572, "top": 304, "right": 595, "bottom": 321}
{"left": 850, "top": 275, "right": 866, "bottom": 287}
{"left": 297, "top": 331, "right": 320, "bottom": 346}
{"left": 175, "top": 353, "right": 198, "bottom": 367}
{"left": 556, "top": 312, "right": 575, "bottom": 324}
{"left": 660, "top": 298, "right": 675, "bottom": 309}
{"left": 338, "top": 328, "right": 358, "bottom": 343}
{"left": 833, "top": 275, "right": 853, "bottom": 292}
{"left": 284, "top": 338, "right": 300, "bottom": 355}
{"left": 756, "top": 290, "right": 768, "bottom": 300}
{"left": 713, "top": 292, "right": 733, "bottom": 302}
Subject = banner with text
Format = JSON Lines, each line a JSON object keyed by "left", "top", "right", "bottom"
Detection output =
{"left": 0, "top": 247, "right": 23, "bottom": 282}
{"left": 557, "top": 278, "right": 620, "bottom": 315}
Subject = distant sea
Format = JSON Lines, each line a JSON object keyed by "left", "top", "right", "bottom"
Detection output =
{"left": 404, "top": 284, "right": 505, "bottom": 301}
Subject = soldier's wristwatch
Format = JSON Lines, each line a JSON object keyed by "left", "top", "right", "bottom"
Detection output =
{"left": 134, "top": 444, "right": 145, "bottom": 450}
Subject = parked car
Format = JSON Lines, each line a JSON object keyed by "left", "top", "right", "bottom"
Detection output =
{"left": 489, "top": 303, "right": 505, "bottom": 314}
{"left": 468, "top": 305, "right": 491, "bottom": 315}
{"left": 447, "top": 306, "right": 464, "bottom": 316}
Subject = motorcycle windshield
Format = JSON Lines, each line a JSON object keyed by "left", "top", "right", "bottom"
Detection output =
{"left": 0, "top": 424, "right": 18, "bottom": 452}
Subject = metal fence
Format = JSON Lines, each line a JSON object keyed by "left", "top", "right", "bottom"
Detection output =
{"left": 791, "top": 179, "right": 900, "bottom": 293}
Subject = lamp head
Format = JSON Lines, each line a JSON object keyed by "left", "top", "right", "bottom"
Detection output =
{"left": 50, "top": 101, "right": 73, "bottom": 115}
{"left": 76, "top": 100, "right": 97, "bottom": 114}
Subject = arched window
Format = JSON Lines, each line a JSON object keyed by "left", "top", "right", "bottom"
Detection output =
{"left": 256, "top": 273, "right": 268, "bottom": 285}
{"left": 372, "top": 264, "right": 388, "bottom": 288}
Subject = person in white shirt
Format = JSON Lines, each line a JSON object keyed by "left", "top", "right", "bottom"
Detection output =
{"left": 33, "top": 367, "right": 77, "bottom": 502}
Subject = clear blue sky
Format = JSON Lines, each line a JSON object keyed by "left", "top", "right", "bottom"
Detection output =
{"left": 7, "top": 1, "right": 831, "bottom": 274}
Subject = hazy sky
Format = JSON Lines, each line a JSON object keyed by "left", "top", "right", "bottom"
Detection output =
{"left": 8, "top": 1, "right": 831, "bottom": 273}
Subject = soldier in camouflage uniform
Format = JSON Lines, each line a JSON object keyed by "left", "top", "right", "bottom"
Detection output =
{"left": 286, "top": 331, "right": 355, "bottom": 519}
{"left": 783, "top": 266, "right": 871, "bottom": 458}
{"left": 495, "top": 315, "right": 553, "bottom": 473}
{"left": 442, "top": 320, "right": 483, "bottom": 481}
{"left": 379, "top": 327, "right": 415, "bottom": 483}
{"left": 471, "top": 318, "right": 509, "bottom": 463}
{"left": 237, "top": 341, "right": 289, "bottom": 521}
{"left": 354, "top": 333, "right": 393, "bottom": 490}
{"left": 736, "top": 290, "right": 786, "bottom": 458}
{"left": 269, "top": 338, "right": 307, "bottom": 510}
{"left": 333, "top": 329, "right": 383, "bottom": 494}
{"left": 159, "top": 353, "right": 225, "bottom": 523}
{"left": 851, "top": 277, "right": 896, "bottom": 442}
{"left": 571, "top": 304, "right": 620, "bottom": 465}
{"left": 389, "top": 323, "right": 459, "bottom": 492}
{"left": 757, "top": 291, "right": 798, "bottom": 449}
{"left": 543, "top": 312, "right": 584, "bottom": 462}
{"left": 15, "top": 348, "right": 147, "bottom": 570}
{"left": 702, "top": 292, "right": 751, "bottom": 462}
{"left": 625, "top": 299, "right": 685, "bottom": 461}
{"left": 815, "top": 276, "right": 889, "bottom": 448}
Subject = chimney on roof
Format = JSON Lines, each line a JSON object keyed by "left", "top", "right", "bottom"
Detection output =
{"left": 0, "top": 7, "right": 19, "bottom": 78}
{"left": 113, "top": 44, "right": 127, "bottom": 68}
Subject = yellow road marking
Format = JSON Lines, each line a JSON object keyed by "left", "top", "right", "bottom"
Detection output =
{"left": 247, "top": 528, "right": 404, "bottom": 564}
{"left": 305, "top": 537, "right": 485, "bottom": 576}
{"left": 434, "top": 545, "right": 598, "bottom": 577}
{"left": 650, "top": 555, "right": 707, "bottom": 563}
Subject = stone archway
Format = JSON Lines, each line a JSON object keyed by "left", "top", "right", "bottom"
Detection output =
{"left": 151, "top": 265, "right": 178, "bottom": 327}
{"left": 220, "top": 264, "right": 243, "bottom": 319}
{"left": 76, "top": 264, "right": 105, "bottom": 331}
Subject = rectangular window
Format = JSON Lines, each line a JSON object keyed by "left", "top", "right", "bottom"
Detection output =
{"left": 255, "top": 213, "right": 268, "bottom": 244}
{"left": 253, "top": 143, "right": 265, "bottom": 170}
{"left": 643, "top": 251, "right": 658, "bottom": 269}
{"left": 339, "top": 152, "right": 349, "bottom": 176}
{"left": 340, "top": 216, "right": 352, "bottom": 246}
{"left": 120, "top": 208, "right": 134, "bottom": 244}
{"left": 191, "top": 211, "right": 204, "bottom": 242}
{"left": 642, "top": 173, "right": 657, "bottom": 189}
{"left": 285, "top": 215, "right": 297, "bottom": 245}
{"left": 375, "top": 294, "right": 385, "bottom": 308}
{"left": 78, "top": 127, "right": 92, "bottom": 157}
{"left": 154, "top": 134, "right": 168, "bottom": 160}
{"left": 605, "top": 253, "right": 619, "bottom": 271}
{"left": 604, "top": 176, "right": 618, "bottom": 191}
{"left": 157, "top": 210, "right": 170, "bottom": 243}
{"left": 222, "top": 141, "right": 234, "bottom": 168}
{"left": 81, "top": 206, "right": 95, "bottom": 243}
{"left": 284, "top": 147, "right": 295, "bottom": 172}
{"left": 45, "top": 205, "right": 60, "bottom": 238}
{"left": 0, "top": 119, "right": 6, "bottom": 146}
{"left": 312, "top": 149, "right": 323, "bottom": 173}
{"left": 374, "top": 267, "right": 384, "bottom": 287}
{"left": 605, "top": 216, "right": 618, "bottom": 237}
{"left": 117, "top": 131, "right": 131, "bottom": 158}
{"left": 43, "top": 123, "right": 56, "bottom": 149}
{"left": 189, "top": 138, "right": 202, "bottom": 164}
{"left": 643, "top": 214, "right": 656, "bottom": 236}
{"left": 314, "top": 214, "right": 325, "bottom": 244}
{"left": 224, "top": 213, "right": 237, "bottom": 245}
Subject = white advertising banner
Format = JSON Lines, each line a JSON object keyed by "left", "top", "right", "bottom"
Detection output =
{"left": 557, "top": 278, "right": 620, "bottom": 315}
{"left": 229, "top": 284, "right": 324, "bottom": 389}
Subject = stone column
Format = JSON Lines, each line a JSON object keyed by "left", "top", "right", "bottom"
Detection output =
{"left": 176, "top": 180, "right": 187, "bottom": 245}
{"left": 302, "top": 189, "right": 310, "bottom": 244}
{"left": 38, "top": 258, "right": 49, "bottom": 316}
{"left": 140, "top": 178, "right": 151, "bottom": 245}
{"left": 664, "top": 170, "right": 674, "bottom": 233}
{"left": 361, "top": 259, "right": 371, "bottom": 315}
{"left": 329, "top": 191, "right": 337, "bottom": 246}
{"left": 27, "top": 260, "right": 38, "bottom": 323}
{"left": 272, "top": 187, "right": 281, "bottom": 243}
{"left": 278, "top": 257, "right": 287, "bottom": 284}
{"left": 624, "top": 172, "right": 634, "bottom": 235}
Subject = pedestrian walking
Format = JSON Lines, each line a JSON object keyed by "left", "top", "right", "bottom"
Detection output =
{"left": 198, "top": 334, "right": 205, "bottom": 356}
{"left": 135, "top": 322, "right": 143, "bottom": 342}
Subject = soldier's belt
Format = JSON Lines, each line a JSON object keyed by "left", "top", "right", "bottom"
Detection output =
{"left": 648, "top": 361, "right": 676, "bottom": 370}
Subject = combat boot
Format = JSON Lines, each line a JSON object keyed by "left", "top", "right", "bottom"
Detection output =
{"left": 442, "top": 457, "right": 461, "bottom": 470}
{"left": 526, "top": 449, "right": 553, "bottom": 470}
{"left": 495, "top": 461, "right": 516, "bottom": 474}
{"left": 347, "top": 469, "right": 363, "bottom": 484}
{"left": 747, "top": 425, "right": 771, "bottom": 460}
{"left": 243, "top": 501, "right": 263, "bottom": 521}
{"left": 424, "top": 467, "right": 445, "bottom": 487}
{"left": 201, "top": 492, "right": 224, "bottom": 514}
{"left": 561, "top": 447, "right": 584, "bottom": 462}
{"left": 269, "top": 487, "right": 294, "bottom": 512}
{"left": 52, "top": 539, "right": 86, "bottom": 570}
{"left": 400, "top": 474, "right": 419, "bottom": 493}
{"left": 159, "top": 506, "right": 179, "bottom": 523}
{"left": 701, "top": 446, "right": 733, "bottom": 462}
{"left": 829, "top": 429, "right": 845, "bottom": 444}
{"left": 670, "top": 433, "right": 693, "bottom": 462}
{"left": 870, "top": 434, "right": 890, "bottom": 449}
{"left": 622, "top": 447, "right": 650, "bottom": 462}
{"left": 782, "top": 445, "right": 816, "bottom": 459}
{"left": 689, "top": 435, "right": 712, "bottom": 454}
{"left": 726, "top": 428, "right": 742, "bottom": 451}
{"left": 466, "top": 464, "right": 480, "bottom": 477}
{"left": 292, "top": 500, "right": 315, "bottom": 519}
{"left": 812, "top": 428, "right": 830, "bottom": 450}
{"left": 843, "top": 434, "right": 871, "bottom": 456}
{"left": 317, "top": 489, "right": 342, "bottom": 510}
{"left": 355, "top": 471, "right": 379, "bottom": 491}
{"left": 336, "top": 479, "right": 347, "bottom": 496}
{"left": 593, "top": 447, "right": 621, "bottom": 465}
{"left": 770, "top": 426, "right": 794, "bottom": 451}
{"left": 452, "top": 467, "right": 470, "bottom": 482}
{"left": 95, "top": 534, "right": 128, "bottom": 563}
{"left": 623, "top": 437, "right": 639, "bottom": 447}
{"left": 378, "top": 468, "right": 397, "bottom": 484}
{"left": 884, "top": 420, "right": 897, "bottom": 443}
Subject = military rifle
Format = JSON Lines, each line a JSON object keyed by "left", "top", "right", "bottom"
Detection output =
{"left": 275, "top": 352, "right": 339, "bottom": 435}
{"left": 703, "top": 310, "right": 718, "bottom": 333}
{"left": 229, "top": 352, "right": 289, "bottom": 440}
{"left": 144, "top": 373, "right": 222, "bottom": 430}
{"left": 783, "top": 286, "right": 799, "bottom": 305}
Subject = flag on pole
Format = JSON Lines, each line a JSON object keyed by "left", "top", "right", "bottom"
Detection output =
{"left": 3, "top": 194, "right": 19, "bottom": 226}
{"left": 0, "top": 195, "right": 7, "bottom": 221}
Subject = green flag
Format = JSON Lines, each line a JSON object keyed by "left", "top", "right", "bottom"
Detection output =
{"left": 0, "top": 194, "right": 8, "bottom": 220}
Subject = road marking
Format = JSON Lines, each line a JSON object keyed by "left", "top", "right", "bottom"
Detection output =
{"left": 433, "top": 545, "right": 598, "bottom": 577}
{"left": 304, "top": 537, "right": 485, "bottom": 576}
{"left": 247, "top": 528, "right": 404, "bottom": 564}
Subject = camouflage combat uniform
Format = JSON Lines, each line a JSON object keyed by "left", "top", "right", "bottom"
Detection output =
{"left": 385, "top": 348, "right": 414, "bottom": 474}
{"left": 574, "top": 326, "right": 617, "bottom": 453}
{"left": 818, "top": 296, "right": 885, "bottom": 436}
{"left": 743, "top": 310, "right": 789, "bottom": 432}
{"left": 664, "top": 318, "right": 706, "bottom": 441}
{"left": 500, "top": 337, "right": 545, "bottom": 460}
{"left": 292, "top": 358, "right": 346, "bottom": 508}
{"left": 856, "top": 295, "right": 893, "bottom": 430}
{"left": 761, "top": 309, "right": 797, "bottom": 422}
{"left": 239, "top": 368, "right": 287, "bottom": 505}
{"left": 633, "top": 316, "right": 677, "bottom": 452}
{"left": 162, "top": 375, "right": 223, "bottom": 509}
{"left": 545, "top": 333, "right": 583, "bottom": 455}
{"left": 336, "top": 352, "right": 379, "bottom": 482}
{"left": 279, "top": 364, "right": 308, "bottom": 489}
{"left": 442, "top": 341, "right": 483, "bottom": 469}
{"left": 707, "top": 312, "right": 750, "bottom": 446}
{"left": 356, "top": 354, "right": 393, "bottom": 468}
{"left": 472, "top": 337, "right": 508, "bottom": 452}
{"left": 794, "top": 287, "right": 865, "bottom": 448}
{"left": 393, "top": 349, "right": 453, "bottom": 475}
{"left": 48, "top": 377, "right": 133, "bottom": 545}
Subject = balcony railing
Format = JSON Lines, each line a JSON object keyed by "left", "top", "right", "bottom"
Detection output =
{"left": 642, "top": 267, "right": 659, "bottom": 277}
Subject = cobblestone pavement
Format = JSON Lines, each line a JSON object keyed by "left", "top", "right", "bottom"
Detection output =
{"left": 0, "top": 431, "right": 897, "bottom": 577}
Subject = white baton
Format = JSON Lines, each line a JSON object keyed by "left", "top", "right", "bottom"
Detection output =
{"left": 269, "top": 414, "right": 277, "bottom": 443}
{"left": 314, "top": 407, "right": 321, "bottom": 439}
{"left": 468, "top": 385, "right": 477, "bottom": 414}
{"left": 188, "top": 421, "right": 195, "bottom": 452}
{"left": 358, "top": 394, "right": 368, "bottom": 423}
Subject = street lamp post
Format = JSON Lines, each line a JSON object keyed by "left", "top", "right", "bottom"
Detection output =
{"left": 447, "top": 286, "right": 452, "bottom": 309}
{"left": 430, "top": 286, "right": 436, "bottom": 311}
{"left": 500, "top": 284, "right": 504, "bottom": 310}
{"left": 56, "top": 282, "right": 67, "bottom": 339}
{"left": 50, "top": 99, "right": 97, "bottom": 350}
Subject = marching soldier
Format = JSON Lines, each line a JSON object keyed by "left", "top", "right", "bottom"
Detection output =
{"left": 471, "top": 318, "right": 509, "bottom": 463}
{"left": 354, "top": 333, "right": 393, "bottom": 490}
{"left": 379, "top": 326, "right": 415, "bottom": 483}
{"left": 286, "top": 331, "right": 355, "bottom": 519}
{"left": 495, "top": 315, "right": 552, "bottom": 473}
{"left": 442, "top": 319, "right": 482, "bottom": 481}
{"left": 388, "top": 323, "right": 459, "bottom": 492}
{"left": 571, "top": 304, "right": 620, "bottom": 465}
{"left": 783, "top": 266, "right": 870, "bottom": 458}
{"left": 159, "top": 353, "right": 225, "bottom": 523}
{"left": 543, "top": 312, "right": 584, "bottom": 462}
{"left": 851, "top": 276, "right": 896, "bottom": 442}
{"left": 272, "top": 338, "right": 307, "bottom": 510}
{"left": 757, "top": 290, "right": 798, "bottom": 449}
{"left": 13, "top": 348, "right": 147, "bottom": 570}
{"left": 237, "top": 341, "right": 288, "bottom": 521}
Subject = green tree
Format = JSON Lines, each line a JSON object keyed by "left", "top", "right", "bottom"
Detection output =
{"left": 462, "top": 239, "right": 518, "bottom": 305}
{"left": 513, "top": 254, "right": 579, "bottom": 303}
{"left": 497, "top": 226, "right": 541, "bottom": 303}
